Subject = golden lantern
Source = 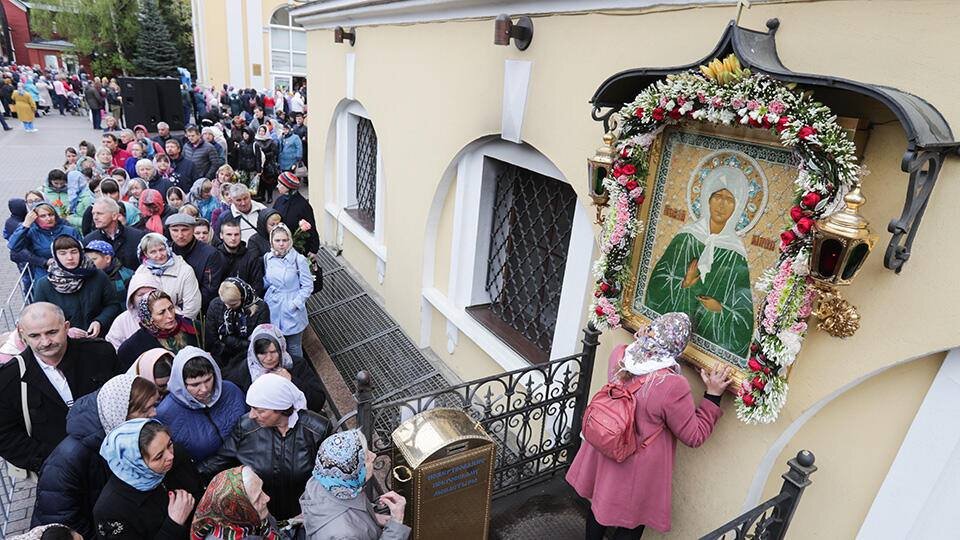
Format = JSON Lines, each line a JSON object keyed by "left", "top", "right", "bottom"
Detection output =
{"left": 808, "top": 184, "right": 877, "bottom": 337}
{"left": 587, "top": 131, "right": 616, "bottom": 225}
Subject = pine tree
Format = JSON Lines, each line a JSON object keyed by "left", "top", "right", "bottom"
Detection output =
{"left": 133, "top": 0, "right": 180, "bottom": 77}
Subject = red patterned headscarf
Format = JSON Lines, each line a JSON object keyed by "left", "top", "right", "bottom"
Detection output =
{"left": 191, "top": 467, "right": 278, "bottom": 540}
{"left": 138, "top": 188, "right": 166, "bottom": 234}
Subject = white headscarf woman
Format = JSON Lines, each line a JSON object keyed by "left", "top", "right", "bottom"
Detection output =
{"left": 246, "top": 373, "right": 307, "bottom": 428}
{"left": 677, "top": 166, "right": 749, "bottom": 280}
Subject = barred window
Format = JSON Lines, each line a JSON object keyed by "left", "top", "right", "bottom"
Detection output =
{"left": 346, "top": 117, "right": 378, "bottom": 232}
{"left": 467, "top": 158, "right": 578, "bottom": 364}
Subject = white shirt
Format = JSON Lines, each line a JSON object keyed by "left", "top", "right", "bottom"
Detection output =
{"left": 35, "top": 358, "right": 74, "bottom": 407}
{"left": 231, "top": 201, "right": 266, "bottom": 243}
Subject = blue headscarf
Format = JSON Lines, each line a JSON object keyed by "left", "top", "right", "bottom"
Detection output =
{"left": 312, "top": 429, "right": 367, "bottom": 500}
{"left": 167, "top": 346, "right": 223, "bottom": 410}
{"left": 99, "top": 418, "right": 165, "bottom": 491}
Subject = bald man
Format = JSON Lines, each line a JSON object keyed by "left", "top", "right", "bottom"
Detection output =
{"left": 0, "top": 303, "right": 121, "bottom": 473}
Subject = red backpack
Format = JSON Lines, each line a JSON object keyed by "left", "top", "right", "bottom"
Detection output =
{"left": 581, "top": 373, "right": 664, "bottom": 463}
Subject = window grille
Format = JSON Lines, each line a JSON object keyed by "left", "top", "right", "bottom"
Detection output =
{"left": 351, "top": 117, "right": 378, "bottom": 232}
{"left": 477, "top": 158, "right": 577, "bottom": 362}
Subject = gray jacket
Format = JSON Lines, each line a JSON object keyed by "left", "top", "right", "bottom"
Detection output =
{"left": 182, "top": 139, "right": 224, "bottom": 179}
{"left": 300, "top": 480, "right": 411, "bottom": 540}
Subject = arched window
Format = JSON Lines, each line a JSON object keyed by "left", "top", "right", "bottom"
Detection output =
{"left": 269, "top": 7, "right": 306, "bottom": 90}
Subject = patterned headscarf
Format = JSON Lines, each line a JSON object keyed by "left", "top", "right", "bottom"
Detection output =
{"left": 46, "top": 234, "right": 96, "bottom": 294}
{"left": 137, "top": 233, "right": 176, "bottom": 276}
{"left": 620, "top": 312, "right": 692, "bottom": 377}
{"left": 138, "top": 290, "right": 197, "bottom": 340}
{"left": 99, "top": 418, "right": 165, "bottom": 491}
{"left": 218, "top": 278, "right": 260, "bottom": 340}
{"left": 96, "top": 374, "right": 138, "bottom": 434}
{"left": 245, "top": 324, "right": 294, "bottom": 383}
{"left": 138, "top": 188, "right": 166, "bottom": 234}
{"left": 191, "top": 467, "right": 278, "bottom": 540}
{"left": 312, "top": 429, "right": 367, "bottom": 500}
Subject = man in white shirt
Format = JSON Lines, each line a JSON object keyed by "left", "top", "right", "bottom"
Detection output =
{"left": 228, "top": 183, "right": 266, "bottom": 243}
{"left": 0, "top": 303, "right": 121, "bottom": 473}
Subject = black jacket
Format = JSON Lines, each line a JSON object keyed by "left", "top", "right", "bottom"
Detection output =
{"left": 183, "top": 139, "right": 223, "bottom": 179}
{"left": 235, "top": 136, "right": 258, "bottom": 172}
{"left": 146, "top": 173, "right": 175, "bottom": 198}
{"left": 31, "top": 270, "right": 123, "bottom": 337}
{"left": 172, "top": 238, "right": 224, "bottom": 312}
{"left": 83, "top": 223, "right": 146, "bottom": 271}
{"left": 223, "top": 356, "right": 327, "bottom": 414}
{"left": 216, "top": 240, "right": 265, "bottom": 297}
{"left": 247, "top": 208, "right": 280, "bottom": 260}
{"left": 32, "top": 391, "right": 109, "bottom": 538}
{"left": 198, "top": 411, "right": 332, "bottom": 521}
{"left": 203, "top": 299, "right": 271, "bottom": 368}
{"left": 253, "top": 138, "right": 279, "bottom": 177}
{"left": 93, "top": 449, "right": 203, "bottom": 540}
{"left": 169, "top": 154, "right": 195, "bottom": 184}
{"left": 273, "top": 191, "right": 319, "bottom": 254}
{"left": 117, "top": 324, "right": 199, "bottom": 370}
{"left": 0, "top": 339, "right": 121, "bottom": 472}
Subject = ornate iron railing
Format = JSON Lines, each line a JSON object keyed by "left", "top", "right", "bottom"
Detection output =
{"left": 351, "top": 324, "right": 601, "bottom": 499}
{"left": 699, "top": 450, "right": 817, "bottom": 540}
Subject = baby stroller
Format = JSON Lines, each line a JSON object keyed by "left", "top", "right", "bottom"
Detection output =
{"left": 64, "top": 91, "right": 85, "bottom": 116}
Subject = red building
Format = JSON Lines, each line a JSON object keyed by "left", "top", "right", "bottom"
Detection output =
{"left": 1, "top": 0, "right": 83, "bottom": 72}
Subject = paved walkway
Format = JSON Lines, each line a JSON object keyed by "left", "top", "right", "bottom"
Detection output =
{"left": 0, "top": 111, "right": 101, "bottom": 537}
{"left": 0, "top": 112, "right": 104, "bottom": 331}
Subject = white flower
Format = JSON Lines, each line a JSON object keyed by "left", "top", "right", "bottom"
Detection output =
{"left": 691, "top": 109, "right": 706, "bottom": 120}
{"left": 776, "top": 330, "right": 803, "bottom": 364}
{"left": 719, "top": 110, "right": 735, "bottom": 125}
{"left": 793, "top": 250, "right": 810, "bottom": 276}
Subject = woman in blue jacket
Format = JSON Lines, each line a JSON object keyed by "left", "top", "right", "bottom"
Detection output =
{"left": 155, "top": 346, "right": 247, "bottom": 462}
{"left": 7, "top": 200, "right": 82, "bottom": 280}
{"left": 263, "top": 224, "right": 313, "bottom": 358}
{"left": 277, "top": 123, "right": 303, "bottom": 172}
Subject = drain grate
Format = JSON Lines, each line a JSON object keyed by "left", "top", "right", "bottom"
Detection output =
{"left": 308, "top": 247, "right": 450, "bottom": 421}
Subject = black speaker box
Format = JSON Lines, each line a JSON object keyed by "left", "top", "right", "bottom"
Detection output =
{"left": 119, "top": 77, "right": 185, "bottom": 132}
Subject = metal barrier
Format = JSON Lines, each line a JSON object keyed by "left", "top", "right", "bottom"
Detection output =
{"left": 0, "top": 265, "right": 34, "bottom": 333}
{"left": 354, "top": 324, "right": 601, "bottom": 499}
{"left": 699, "top": 450, "right": 817, "bottom": 540}
{"left": 0, "top": 457, "right": 18, "bottom": 539}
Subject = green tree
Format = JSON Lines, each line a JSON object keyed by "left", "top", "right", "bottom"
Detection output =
{"left": 158, "top": 0, "right": 196, "bottom": 76}
{"left": 133, "top": 0, "right": 179, "bottom": 77}
{"left": 31, "top": 0, "right": 139, "bottom": 76}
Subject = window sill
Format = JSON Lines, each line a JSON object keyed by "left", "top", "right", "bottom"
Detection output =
{"left": 325, "top": 202, "right": 387, "bottom": 261}
{"left": 422, "top": 287, "right": 529, "bottom": 372}
{"left": 465, "top": 304, "right": 550, "bottom": 365}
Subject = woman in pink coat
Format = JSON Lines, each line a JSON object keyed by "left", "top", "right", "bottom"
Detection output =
{"left": 566, "top": 312, "right": 732, "bottom": 538}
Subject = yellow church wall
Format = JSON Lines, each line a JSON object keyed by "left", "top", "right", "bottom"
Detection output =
{"left": 298, "top": 1, "right": 960, "bottom": 536}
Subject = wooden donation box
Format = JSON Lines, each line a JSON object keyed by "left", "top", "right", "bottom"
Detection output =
{"left": 391, "top": 408, "right": 496, "bottom": 540}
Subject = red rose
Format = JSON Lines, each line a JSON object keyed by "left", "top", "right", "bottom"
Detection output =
{"left": 620, "top": 147, "right": 631, "bottom": 158}
{"left": 797, "top": 125, "right": 817, "bottom": 140}
{"left": 748, "top": 117, "right": 761, "bottom": 128}
{"left": 790, "top": 206, "right": 804, "bottom": 223}
{"left": 652, "top": 107, "right": 665, "bottom": 121}
{"left": 801, "top": 192, "right": 822, "bottom": 208}
{"left": 594, "top": 290, "right": 602, "bottom": 298}
{"left": 748, "top": 357, "right": 763, "bottom": 372}
{"left": 668, "top": 108, "right": 682, "bottom": 120}
{"left": 612, "top": 166, "right": 623, "bottom": 178}
{"left": 595, "top": 306, "right": 605, "bottom": 316}
{"left": 761, "top": 117, "right": 771, "bottom": 129}
{"left": 635, "top": 107, "right": 644, "bottom": 118}
{"left": 599, "top": 282, "right": 611, "bottom": 293}
{"left": 780, "top": 230, "right": 797, "bottom": 247}
{"left": 750, "top": 343, "right": 759, "bottom": 354}
{"left": 634, "top": 194, "right": 645, "bottom": 205}
{"left": 621, "top": 164, "right": 637, "bottom": 176}
{"left": 775, "top": 116, "right": 789, "bottom": 133}
{"left": 763, "top": 367, "right": 772, "bottom": 375}
{"left": 797, "top": 217, "right": 815, "bottom": 235}
{"left": 752, "top": 377, "right": 766, "bottom": 391}
{"left": 741, "top": 394, "right": 756, "bottom": 407}
{"left": 625, "top": 180, "right": 639, "bottom": 191}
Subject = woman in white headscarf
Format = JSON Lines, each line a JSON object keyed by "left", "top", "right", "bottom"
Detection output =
{"left": 198, "top": 374, "right": 332, "bottom": 522}
{"left": 644, "top": 166, "right": 754, "bottom": 357}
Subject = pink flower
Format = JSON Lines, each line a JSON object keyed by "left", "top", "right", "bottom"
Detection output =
{"left": 711, "top": 96, "right": 724, "bottom": 108}
{"left": 607, "top": 314, "right": 621, "bottom": 327}
{"left": 746, "top": 99, "right": 760, "bottom": 111}
{"left": 697, "top": 92, "right": 707, "bottom": 103}
{"left": 731, "top": 97, "right": 745, "bottom": 110}
{"left": 768, "top": 100, "right": 786, "bottom": 115}
{"left": 298, "top": 219, "right": 312, "bottom": 232}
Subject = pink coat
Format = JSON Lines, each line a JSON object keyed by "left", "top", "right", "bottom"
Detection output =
{"left": 566, "top": 344, "right": 723, "bottom": 532}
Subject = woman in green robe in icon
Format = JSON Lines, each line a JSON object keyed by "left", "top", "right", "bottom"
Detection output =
{"left": 645, "top": 166, "right": 754, "bottom": 358}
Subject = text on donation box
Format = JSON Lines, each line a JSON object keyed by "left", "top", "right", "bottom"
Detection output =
{"left": 426, "top": 457, "right": 487, "bottom": 497}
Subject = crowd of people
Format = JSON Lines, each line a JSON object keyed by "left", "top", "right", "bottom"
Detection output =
{"left": 0, "top": 76, "right": 411, "bottom": 539}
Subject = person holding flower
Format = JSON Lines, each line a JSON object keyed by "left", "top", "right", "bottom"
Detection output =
{"left": 566, "top": 312, "right": 731, "bottom": 539}
{"left": 263, "top": 224, "right": 313, "bottom": 358}
{"left": 273, "top": 171, "right": 318, "bottom": 255}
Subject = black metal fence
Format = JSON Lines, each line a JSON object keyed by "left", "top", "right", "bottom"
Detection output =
{"left": 351, "top": 324, "right": 601, "bottom": 499}
{"left": 699, "top": 450, "right": 817, "bottom": 540}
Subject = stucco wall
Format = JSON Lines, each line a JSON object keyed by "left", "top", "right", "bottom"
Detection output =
{"left": 303, "top": 1, "right": 960, "bottom": 536}
{"left": 195, "top": 0, "right": 292, "bottom": 87}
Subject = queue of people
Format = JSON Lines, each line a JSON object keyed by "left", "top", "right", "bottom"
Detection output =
{"left": 1, "top": 113, "right": 410, "bottom": 539}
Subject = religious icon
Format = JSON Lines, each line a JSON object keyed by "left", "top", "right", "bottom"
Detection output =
{"left": 622, "top": 123, "right": 797, "bottom": 373}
